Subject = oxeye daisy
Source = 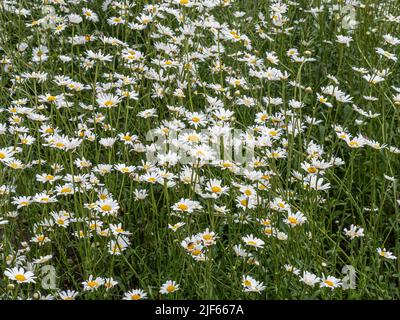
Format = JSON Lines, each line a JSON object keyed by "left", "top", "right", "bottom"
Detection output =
{"left": 160, "top": 280, "right": 179, "bottom": 294}
{"left": 82, "top": 8, "right": 99, "bottom": 22}
{"left": 4, "top": 267, "right": 36, "bottom": 284}
{"left": 199, "top": 228, "right": 218, "bottom": 246}
{"left": 299, "top": 271, "right": 320, "bottom": 287}
{"left": 205, "top": 179, "right": 229, "bottom": 197}
{"left": 123, "top": 289, "right": 147, "bottom": 300}
{"left": 168, "top": 222, "right": 186, "bottom": 232}
{"left": 0, "top": 147, "right": 15, "bottom": 162}
{"left": 284, "top": 264, "right": 300, "bottom": 275}
{"left": 30, "top": 234, "right": 51, "bottom": 245}
{"left": 141, "top": 172, "right": 162, "bottom": 184}
{"left": 133, "top": 189, "right": 148, "bottom": 200}
{"left": 82, "top": 276, "right": 104, "bottom": 291}
{"left": 284, "top": 211, "right": 307, "bottom": 227}
{"left": 108, "top": 237, "right": 130, "bottom": 255}
{"left": 115, "top": 164, "right": 135, "bottom": 174}
{"left": 172, "top": 198, "right": 202, "bottom": 214}
{"left": 59, "top": 290, "right": 79, "bottom": 300}
{"left": 96, "top": 198, "right": 120, "bottom": 215}
{"left": 97, "top": 93, "right": 122, "bottom": 108}
{"left": 108, "top": 16, "right": 125, "bottom": 25}
{"left": 242, "top": 234, "right": 264, "bottom": 249}
{"left": 55, "top": 184, "right": 74, "bottom": 196}
{"left": 320, "top": 276, "right": 342, "bottom": 289}
{"left": 104, "top": 278, "right": 118, "bottom": 290}
{"left": 86, "top": 50, "right": 112, "bottom": 62}
{"left": 344, "top": 224, "right": 364, "bottom": 239}
{"left": 109, "top": 223, "right": 131, "bottom": 236}
{"left": 12, "top": 196, "right": 32, "bottom": 209}
{"left": 186, "top": 112, "right": 207, "bottom": 128}
{"left": 242, "top": 275, "right": 266, "bottom": 293}
{"left": 375, "top": 47, "right": 397, "bottom": 61}
{"left": 336, "top": 35, "right": 353, "bottom": 47}
{"left": 36, "top": 173, "right": 62, "bottom": 184}
{"left": 377, "top": 248, "right": 397, "bottom": 260}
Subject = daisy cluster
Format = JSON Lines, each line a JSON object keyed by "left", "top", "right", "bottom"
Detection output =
{"left": 0, "top": 0, "right": 398, "bottom": 299}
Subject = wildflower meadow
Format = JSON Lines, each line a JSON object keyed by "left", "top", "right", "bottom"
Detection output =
{"left": 0, "top": 0, "right": 399, "bottom": 300}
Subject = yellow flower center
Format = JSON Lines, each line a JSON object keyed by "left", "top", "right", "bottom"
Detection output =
{"left": 101, "top": 204, "right": 112, "bottom": 212}
{"left": 104, "top": 100, "right": 114, "bottom": 107}
{"left": 211, "top": 186, "right": 222, "bottom": 193}
{"left": 203, "top": 234, "right": 213, "bottom": 241}
{"left": 87, "top": 281, "right": 98, "bottom": 288}
{"left": 131, "top": 294, "right": 141, "bottom": 300}
{"left": 349, "top": 141, "right": 359, "bottom": 147}
{"left": 61, "top": 187, "right": 72, "bottom": 193}
{"left": 244, "top": 190, "right": 252, "bottom": 196}
{"left": 324, "top": 280, "right": 334, "bottom": 287}
{"left": 288, "top": 217, "right": 298, "bottom": 224}
{"left": 177, "top": 203, "right": 188, "bottom": 211}
{"left": 243, "top": 280, "right": 252, "bottom": 286}
{"left": 192, "top": 249, "right": 202, "bottom": 256}
{"left": 187, "top": 135, "right": 199, "bottom": 142}
{"left": 166, "top": 285, "right": 175, "bottom": 293}
{"left": 307, "top": 167, "right": 317, "bottom": 174}
{"left": 123, "top": 135, "right": 132, "bottom": 141}
{"left": 264, "top": 228, "right": 272, "bottom": 235}
{"left": 15, "top": 274, "right": 27, "bottom": 282}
